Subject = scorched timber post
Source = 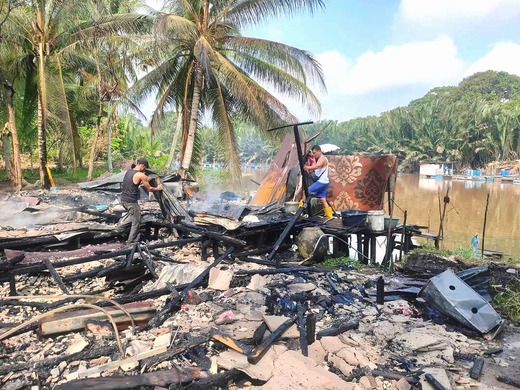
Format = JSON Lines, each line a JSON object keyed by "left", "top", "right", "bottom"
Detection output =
{"left": 268, "top": 121, "right": 313, "bottom": 215}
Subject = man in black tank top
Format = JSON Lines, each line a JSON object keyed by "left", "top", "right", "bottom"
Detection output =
{"left": 120, "top": 158, "right": 163, "bottom": 243}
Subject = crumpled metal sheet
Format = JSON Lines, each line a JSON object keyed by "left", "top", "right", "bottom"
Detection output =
{"left": 419, "top": 268, "right": 501, "bottom": 333}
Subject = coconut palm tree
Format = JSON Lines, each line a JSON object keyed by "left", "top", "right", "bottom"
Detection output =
{"left": 3, "top": 0, "right": 152, "bottom": 189}
{"left": 132, "top": 0, "right": 326, "bottom": 179}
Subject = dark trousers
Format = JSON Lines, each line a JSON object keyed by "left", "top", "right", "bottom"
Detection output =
{"left": 122, "top": 202, "right": 141, "bottom": 243}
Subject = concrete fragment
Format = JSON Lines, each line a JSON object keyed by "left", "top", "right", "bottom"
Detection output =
{"left": 263, "top": 315, "right": 299, "bottom": 338}
{"left": 208, "top": 267, "right": 233, "bottom": 291}
{"left": 287, "top": 283, "right": 317, "bottom": 294}
{"left": 247, "top": 274, "right": 268, "bottom": 291}
{"left": 320, "top": 336, "right": 347, "bottom": 354}
{"left": 65, "top": 334, "right": 88, "bottom": 355}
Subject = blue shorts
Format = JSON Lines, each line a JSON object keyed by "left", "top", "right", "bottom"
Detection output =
{"left": 308, "top": 181, "right": 328, "bottom": 198}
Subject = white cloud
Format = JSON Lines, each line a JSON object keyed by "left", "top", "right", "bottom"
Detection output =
{"left": 466, "top": 42, "right": 520, "bottom": 77}
{"left": 397, "top": 0, "right": 520, "bottom": 26}
{"left": 317, "top": 36, "right": 464, "bottom": 96}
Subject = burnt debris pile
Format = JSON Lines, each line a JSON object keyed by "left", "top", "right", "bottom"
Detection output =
{"left": 0, "top": 186, "right": 519, "bottom": 390}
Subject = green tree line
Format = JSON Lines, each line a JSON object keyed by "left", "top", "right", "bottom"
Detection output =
{"left": 0, "top": 0, "right": 325, "bottom": 190}
{"left": 307, "top": 70, "right": 520, "bottom": 172}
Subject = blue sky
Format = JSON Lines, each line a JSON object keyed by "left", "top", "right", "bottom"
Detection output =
{"left": 147, "top": 0, "right": 520, "bottom": 123}
{"left": 243, "top": 0, "right": 520, "bottom": 122}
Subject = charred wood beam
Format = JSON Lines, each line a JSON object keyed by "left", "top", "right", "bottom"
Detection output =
{"left": 425, "top": 373, "right": 448, "bottom": 390}
{"left": 269, "top": 197, "right": 311, "bottom": 265}
{"left": 316, "top": 318, "right": 359, "bottom": 340}
{"left": 180, "top": 369, "right": 241, "bottom": 390}
{"left": 62, "top": 261, "right": 124, "bottom": 283}
{"left": 306, "top": 313, "right": 316, "bottom": 345}
{"left": 44, "top": 259, "right": 70, "bottom": 294}
{"left": 125, "top": 238, "right": 140, "bottom": 267}
{"left": 4, "top": 237, "right": 202, "bottom": 277}
{"left": 136, "top": 243, "right": 158, "bottom": 279}
{"left": 54, "top": 366, "right": 207, "bottom": 390}
{"left": 75, "top": 206, "right": 120, "bottom": 223}
{"left": 236, "top": 266, "right": 329, "bottom": 276}
{"left": 171, "top": 224, "right": 247, "bottom": 247}
{"left": 210, "top": 329, "right": 252, "bottom": 355}
{"left": 38, "top": 301, "right": 156, "bottom": 337}
{"left": 141, "top": 335, "right": 210, "bottom": 368}
{"left": 497, "top": 376, "right": 520, "bottom": 388}
{"left": 469, "top": 357, "right": 485, "bottom": 380}
{"left": 0, "top": 344, "right": 118, "bottom": 376}
{"left": 248, "top": 316, "right": 297, "bottom": 364}
{"left": 297, "top": 304, "right": 308, "bottom": 356}
{"left": 234, "top": 246, "right": 286, "bottom": 258}
{"left": 252, "top": 322, "right": 268, "bottom": 346}
{"left": 0, "top": 235, "right": 61, "bottom": 250}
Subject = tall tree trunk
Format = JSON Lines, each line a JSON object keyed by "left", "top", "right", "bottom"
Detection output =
{"left": 1, "top": 74, "right": 22, "bottom": 191}
{"left": 180, "top": 65, "right": 203, "bottom": 178}
{"left": 87, "top": 46, "right": 105, "bottom": 181}
{"left": 165, "top": 107, "right": 182, "bottom": 173}
{"left": 107, "top": 104, "right": 114, "bottom": 172}
{"left": 87, "top": 105, "right": 103, "bottom": 181}
{"left": 37, "top": 41, "right": 51, "bottom": 189}
{"left": 57, "top": 58, "right": 77, "bottom": 174}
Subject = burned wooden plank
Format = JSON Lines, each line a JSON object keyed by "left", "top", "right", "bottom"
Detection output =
{"left": 44, "top": 259, "right": 70, "bottom": 294}
{"left": 248, "top": 315, "right": 297, "bottom": 364}
{"left": 54, "top": 366, "right": 208, "bottom": 390}
{"left": 135, "top": 243, "right": 158, "bottom": 279}
{"left": 469, "top": 357, "right": 485, "bottom": 380}
{"left": 306, "top": 313, "right": 316, "bottom": 345}
{"left": 62, "top": 261, "right": 124, "bottom": 282}
{"left": 497, "top": 375, "right": 520, "bottom": 389}
{"left": 0, "top": 344, "right": 118, "bottom": 376}
{"left": 210, "top": 328, "right": 252, "bottom": 355}
{"left": 4, "top": 237, "right": 202, "bottom": 278}
{"left": 425, "top": 373, "right": 448, "bottom": 390}
{"left": 141, "top": 335, "right": 210, "bottom": 368}
{"left": 183, "top": 369, "right": 241, "bottom": 390}
{"left": 54, "top": 367, "right": 207, "bottom": 390}
{"left": 297, "top": 304, "right": 308, "bottom": 356}
{"left": 252, "top": 322, "right": 268, "bottom": 346}
{"left": 316, "top": 318, "right": 359, "bottom": 340}
{"left": 268, "top": 197, "right": 311, "bottom": 265}
{"left": 38, "top": 301, "right": 156, "bottom": 336}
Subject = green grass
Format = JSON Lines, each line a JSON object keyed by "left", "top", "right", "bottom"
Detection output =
{"left": 323, "top": 256, "right": 362, "bottom": 270}
{"left": 492, "top": 278, "right": 520, "bottom": 322}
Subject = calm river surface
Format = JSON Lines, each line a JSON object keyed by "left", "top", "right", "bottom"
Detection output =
{"left": 239, "top": 171, "right": 520, "bottom": 258}
{"left": 393, "top": 174, "right": 519, "bottom": 258}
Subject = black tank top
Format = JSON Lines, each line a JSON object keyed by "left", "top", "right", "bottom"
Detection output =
{"left": 121, "top": 169, "right": 140, "bottom": 203}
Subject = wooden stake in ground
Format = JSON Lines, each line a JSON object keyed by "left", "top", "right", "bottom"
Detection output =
{"left": 437, "top": 188, "right": 450, "bottom": 249}
{"left": 481, "top": 192, "right": 490, "bottom": 259}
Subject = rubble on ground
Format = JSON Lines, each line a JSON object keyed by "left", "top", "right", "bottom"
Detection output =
{"left": 1, "top": 187, "right": 519, "bottom": 390}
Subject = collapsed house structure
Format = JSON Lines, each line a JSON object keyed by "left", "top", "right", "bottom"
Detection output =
{"left": 0, "top": 125, "right": 519, "bottom": 390}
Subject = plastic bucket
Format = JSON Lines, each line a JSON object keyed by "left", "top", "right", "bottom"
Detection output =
{"left": 341, "top": 210, "right": 368, "bottom": 228}
{"left": 384, "top": 216, "right": 399, "bottom": 230}
{"left": 367, "top": 210, "right": 384, "bottom": 231}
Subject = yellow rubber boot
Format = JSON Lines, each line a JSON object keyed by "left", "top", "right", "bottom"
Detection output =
{"left": 324, "top": 206, "right": 333, "bottom": 218}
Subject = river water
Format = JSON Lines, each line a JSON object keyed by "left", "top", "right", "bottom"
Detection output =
{"left": 393, "top": 174, "right": 519, "bottom": 258}
{"left": 239, "top": 171, "right": 520, "bottom": 258}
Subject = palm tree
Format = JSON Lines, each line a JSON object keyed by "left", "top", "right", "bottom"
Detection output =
{"left": 133, "top": 0, "right": 326, "bottom": 179}
{"left": 3, "top": 0, "right": 152, "bottom": 189}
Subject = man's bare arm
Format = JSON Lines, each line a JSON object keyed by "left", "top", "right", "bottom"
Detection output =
{"left": 134, "top": 172, "right": 163, "bottom": 192}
